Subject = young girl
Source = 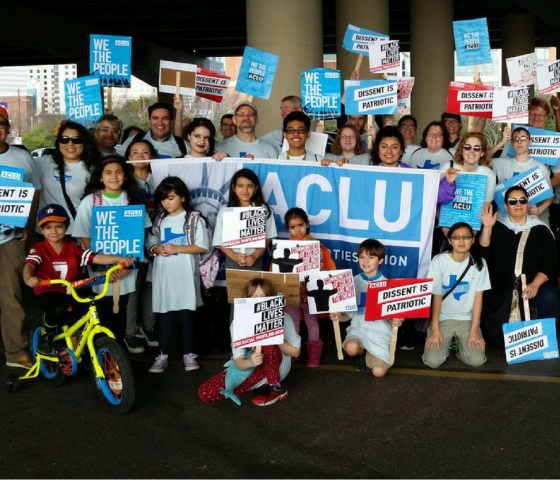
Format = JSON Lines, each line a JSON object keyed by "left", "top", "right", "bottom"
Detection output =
{"left": 283, "top": 207, "right": 336, "bottom": 367}
{"left": 198, "top": 278, "right": 301, "bottom": 406}
{"left": 146, "top": 176, "right": 209, "bottom": 373}
{"left": 321, "top": 125, "right": 370, "bottom": 166}
{"left": 72, "top": 155, "right": 149, "bottom": 341}
{"left": 213, "top": 168, "right": 277, "bottom": 272}
{"left": 422, "top": 222, "right": 490, "bottom": 368}
{"left": 184, "top": 117, "right": 229, "bottom": 161}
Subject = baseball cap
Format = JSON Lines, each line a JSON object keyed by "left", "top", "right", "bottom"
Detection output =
{"left": 234, "top": 101, "right": 258, "bottom": 115}
{"left": 38, "top": 204, "right": 69, "bottom": 227}
{"left": 0, "top": 106, "right": 9, "bottom": 123}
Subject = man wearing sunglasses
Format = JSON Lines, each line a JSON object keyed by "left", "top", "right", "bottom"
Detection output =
{"left": 0, "top": 106, "right": 41, "bottom": 370}
{"left": 95, "top": 114, "right": 123, "bottom": 156}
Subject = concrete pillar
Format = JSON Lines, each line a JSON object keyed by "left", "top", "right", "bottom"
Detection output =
{"left": 335, "top": 0, "right": 389, "bottom": 81}
{"left": 501, "top": 14, "right": 535, "bottom": 87}
{"left": 410, "top": 0, "right": 454, "bottom": 132}
{"left": 246, "top": 0, "right": 323, "bottom": 135}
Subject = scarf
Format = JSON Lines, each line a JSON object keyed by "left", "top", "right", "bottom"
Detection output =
{"left": 501, "top": 215, "right": 547, "bottom": 234}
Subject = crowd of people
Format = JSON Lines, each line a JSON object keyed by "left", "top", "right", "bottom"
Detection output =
{"left": 1, "top": 88, "right": 559, "bottom": 407}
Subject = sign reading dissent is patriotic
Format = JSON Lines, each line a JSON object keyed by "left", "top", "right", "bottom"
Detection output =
{"left": 365, "top": 278, "right": 433, "bottom": 320}
{"left": 503, "top": 318, "right": 559, "bottom": 364}
{"left": 344, "top": 80, "right": 398, "bottom": 115}
{"left": 195, "top": 67, "right": 230, "bottom": 103}
{"left": 342, "top": 24, "right": 388, "bottom": 54}
{"left": 446, "top": 81, "right": 494, "bottom": 118}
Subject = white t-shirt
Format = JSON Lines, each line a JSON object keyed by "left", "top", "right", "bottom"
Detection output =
{"left": 277, "top": 150, "right": 321, "bottom": 162}
{"left": 439, "top": 162, "right": 497, "bottom": 203}
{"left": 408, "top": 147, "right": 454, "bottom": 170}
{"left": 216, "top": 136, "right": 279, "bottom": 159}
{"left": 429, "top": 253, "right": 491, "bottom": 322}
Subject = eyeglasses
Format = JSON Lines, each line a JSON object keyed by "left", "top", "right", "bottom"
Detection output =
{"left": 444, "top": 119, "right": 460, "bottom": 125}
{"left": 529, "top": 113, "right": 547, "bottom": 119}
{"left": 512, "top": 136, "right": 529, "bottom": 142}
{"left": 97, "top": 127, "right": 120, "bottom": 135}
{"left": 340, "top": 135, "right": 355, "bottom": 141}
{"left": 427, "top": 132, "right": 443, "bottom": 138}
{"left": 59, "top": 136, "right": 84, "bottom": 145}
{"left": 450, "top": 235, "right": 474, "bottom": 241}
{"left": 285, "top": 127, "right": 308, "bottom": 135}
{"left": 463, "top": 144, "right": 483, "bottom": 152}
{"left": 506, "top": 197, "right": 528, "bottom": 206}
{"left": 0, "top": 121, "right": 9, "bottom": 130}
{"left": 236, "top": 112, "right": 257, "bottom": 118}
{"left": 399, "top": 124, "right": 415, "bottom": 129}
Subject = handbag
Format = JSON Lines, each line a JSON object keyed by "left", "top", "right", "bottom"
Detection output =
{"left": 509, "top": 229, "right": 531, "bottom": 323}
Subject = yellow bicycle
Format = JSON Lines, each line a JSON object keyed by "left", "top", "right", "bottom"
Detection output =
{"left": 6, "top": 263, "right": 135, "bottom": 414}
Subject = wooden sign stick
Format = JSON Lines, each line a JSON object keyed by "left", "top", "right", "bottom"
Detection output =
{"left": 354, "top": 55, "right": 363, "bottom": 76}
{"left": 520, "top": 273, "right": 531, "bottom": 321}
{"left": 333, "top": 320, "right": 344, "bottom": 360}
{"left": 113, "top": 280, "right": 120, "bottom": 314}
{"left": 255, "top": 346, "right": 262, "bottom": 354}
{"left": 367, "top": 114, "right": 374, "bottom": 150}
{"left": 175, "top": 71, "right": 181, "bottom": 97}
{"left": 389, "top": 322, "right": 399, "bottom": 363}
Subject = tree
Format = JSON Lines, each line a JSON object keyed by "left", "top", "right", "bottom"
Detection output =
{"left": 21, "top": 121, "right": 58, "bottom": 150}
{"left": 112, "top": 95, "right": 156, "bottom": 132}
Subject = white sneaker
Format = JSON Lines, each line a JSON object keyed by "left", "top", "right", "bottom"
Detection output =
{"left": 183, "top": 353, "right": 200, "bottom": 371}
{"left": 149, "top": 354, "right": 169, "bottom": 373}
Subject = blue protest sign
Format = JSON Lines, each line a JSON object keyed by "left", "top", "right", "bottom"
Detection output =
{"left": 90, "top": 34, "right": 131, "bottom": 88}
{"left": 439, "top": 173, "right": 486, "bottom": 230}
{"left": 342, "top": 24, "right": 388, "bottom": 55}
{"left": 91, "top": 205, "right": 145, "bottom": 257}
{"left": 64, "top": 75, "right": 103, "bottom": 126}
{"left": 494, "top": 167, "right": 553, "bottom": 217}
{"left": 0, "top": 175, "right": 35, "bottom": 229}
{"left": 503, "top": 318, "right": 559, "bottom": 364}
{"left": 344, "top": 80, "right": 398, "bottom": 115}
{"left": 507, "top": 124, "right": 560, "bottom": 167}
{"left": 453, "top": 18, "right": 492, "bottom": 66}
{"left": 301, "top": 68, "right": 341, "bottom": 120}
{"left": 236, "top": 46, "right": 279, "bottom": 100}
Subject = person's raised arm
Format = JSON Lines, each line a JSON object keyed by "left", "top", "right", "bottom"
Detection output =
{"left": 551, "top": 96, "right": 560, "bottom": 132}
{"left": 173, "top": 93, "right": 184, "bottom": 137}
{"left": 478, "top": 203, "right": 497, "bottom": 247}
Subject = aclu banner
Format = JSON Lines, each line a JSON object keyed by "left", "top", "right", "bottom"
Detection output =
{"left": 150, "top": 159, "right": 439, "bottom": 280}
{"left": 503, "top": 318, "right": 559, "bottom": 364}
{"left": 301, "top": 68, "right": 341, "bottom": 120}
{"left": 64, "top": 75, "right": 103, "bottom": 125}
{"left": 507, "top": 124, "right": 560, "bottom": 167}
{"left": 453, "top": 18, "right": 492, "bottom": 66}
{"left": 90, "top": 34, "right": 131, "bottom": 88}
{"left": 236, "top": 46, "right": 279, "bottom": 100}
{"left": 91, "top": 205, "right": 145, "bottom": 257}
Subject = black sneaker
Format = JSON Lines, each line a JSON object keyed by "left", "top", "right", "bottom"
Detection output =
{"left": 356, "top": 355, "right": 370, "bottom": 372}
{"left": 37, "top": 328, "right": 56, "bottom": 356}
{"left": 139, "top": 326, "right": 159, "bottom": 347}
{"left": 124, "top": 334, "right": 145, "bottom": 354}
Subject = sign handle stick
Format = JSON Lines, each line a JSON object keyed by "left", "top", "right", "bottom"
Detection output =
{"left": 106, "top": 87, "right": 113, "bottom": 115}
{"left": 333, "top": 320, "right": 344, "bottom": 360}
{"left": 255, "top": 346, "right": 262, "bottom": 355}
{"left": 247, "top": 95, "right": 253, "bottom": 103}
{"left": 466, "top": 66, "right": 480, "bottom": 131}
{"left": 113, "top": 280, "right": 120, "bottom": 314}
{"left": 367, "top": 114, "right": 374, "bottom": 150}
{"left": 521, "top": 274, "right": 531, "bottom": 320}
{"left": 389, "top": 322, "right": 399, "bottom": 363}
{"left": 354, "top": 55, "right": 363, "bottom": 76}
{"left": 175, "top": 71, "right": 181, "bottom": 97}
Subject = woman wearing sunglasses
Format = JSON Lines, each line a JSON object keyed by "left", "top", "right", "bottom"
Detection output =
{"left": 479, "top": 185, "right": 558, "bottom": 346}
{"left": 34, "top": 120, "right": 100, "bottom": 235}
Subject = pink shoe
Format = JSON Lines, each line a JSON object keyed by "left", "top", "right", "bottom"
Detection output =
{"left": 306, "top": 339, "right": 323, "bottom": 367}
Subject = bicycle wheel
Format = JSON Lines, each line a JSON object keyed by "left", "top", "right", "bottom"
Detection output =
{"left": 31, "top": 326, "right": 64, "bottom": 383}
{"left": 93, "top": 337, "right": 135, "bottom": 414}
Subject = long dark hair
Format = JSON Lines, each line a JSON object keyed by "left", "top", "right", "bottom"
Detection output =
{"left": 284, "top": 207, "right": 310, "bottom": 234}
{"left": 442, "top": 222, "right": 483, "bottom": 271}
{"left": 227, "top": 168, "right": 272, "bottom": 217}
{"left": 185, "top": 118, "right": 217, "bottom": 155}
{"left": 153, "top": 176, "right": 208, "bottom": 227}
{"left": 53, "top": 120, "right": 100, "bottom": 173}
{"left": 83, "top": 154, "right": 144, "bottom": 205}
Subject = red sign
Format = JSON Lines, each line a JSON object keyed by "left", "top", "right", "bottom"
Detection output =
{"left": 195, "top": 67, "right": 231, "bottom": 103}
{"left": 365, "top": 278, "right": 433, "bottom": 320}
{"left": 446, "top": 81, "right": 494, "bottom": 118}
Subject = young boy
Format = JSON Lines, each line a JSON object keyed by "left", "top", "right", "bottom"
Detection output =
{"left": 23, "top": 204, "right": 133, "bottom": 355}
{"left": 277, "top": 111, "right": 322, "bottom": 162}
{"left": 330, "top": 239, "right": 402, "bottom": 377}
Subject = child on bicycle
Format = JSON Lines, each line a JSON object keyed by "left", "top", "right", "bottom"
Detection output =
{"left": 23, "top": 204, "right": 134, "bottom": 355}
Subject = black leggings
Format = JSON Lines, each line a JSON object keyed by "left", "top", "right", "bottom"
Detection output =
{"left": 158, "top": 309, "right": 195, "bottom": 355}
{"left": 38, "top": 292, "right": 87, "bottom": 328}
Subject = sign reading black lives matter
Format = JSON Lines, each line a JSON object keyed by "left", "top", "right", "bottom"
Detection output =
{"left": 220, "top": 206, "right": 267, "bottom": 248}
{"left": 232, "top": 295, "right": 285, "bottom": 349}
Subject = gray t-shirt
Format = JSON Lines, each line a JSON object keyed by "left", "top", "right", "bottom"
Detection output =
{"left": 117, "top": 132, "right": 188, "bottom": 159}
{"left": 216, "top": 135, "right": 279, "bottom": 159}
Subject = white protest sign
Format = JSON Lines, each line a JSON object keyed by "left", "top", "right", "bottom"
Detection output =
{"left": 491, "top": 86, "right": 529, "bottom": 124}
{"left": 397, "top": 77, "right": 415, "bottom": 114}
{"left": 159, "top": 60, "right": 196, "bottom": 96}
{"left": 220, "top": 206, "right": 267, "bottom": 248}
{"left": 281, "top": 131, "right": 328, "bottom": 157}
{"left": 506, "top": 53, "right": 537, "bottom": 87}
{"left": 305, "top": 269, "right": 357, "bottom": 315}
{"left": 369, "top": 40, "right": 400, "bottom": 74}
{"left": 536, "top": 60, "right": 560, "bottom": 95}
{"left": 232, "top": 295, "right": 285, "bottom": 349}
{"left": 271, "top": 240, "right": 320, "bottom": 275}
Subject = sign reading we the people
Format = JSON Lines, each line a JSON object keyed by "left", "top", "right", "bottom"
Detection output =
{"left": 305, "top": 269, "right": 357, "bottom": 315}
{"left": 220, "top": 206, "right": 267, "bottom": 249}
{"left": 195, "top": 67, "right": 230, "bottom": 103}
{"left": 368, "top": 40, "right": 400, "bottom": 74}
{"left": 536, "top": 59, "right": 560, "bottom": 95}
{"left": 64, "top": 75, "right": 103, "bottom": 125}
{"left": 342, "top": 24, "right": 388, "bottom": 55}
{"left": 91, "top": 205, "right": 145, "bottom": 257}
{"left": 344, "top": 80, "right": 398, "bottom": 115}
{"left": 365, "top": 278, "right": 433, "bottom": 320}
{"left": 491, "top": 86, "right": 529, "bottom": 124}
{"left": 301, "top": 68, "right": 341, "bottom": 120}
{"left": 236, "top": 46, "right": 279, "bottom": 100}
{"left": 0, "top": 166, "right": 34, "bottom": 229}
{"left": 90, "top": 34, "right": 131, "bottom": 88}
{"left": 232, "top": 295, "right": 285, "bottom": 349}
{"left": 439, "top": 173, "right": 487, "bottom": 230}
{"left": 507, "top": 125, "right": 560, "bottom": 167}
{"left": 503, "top": 318, "right": 559, "bottom": 364}
{"left": 446, "top": 81, "right": 494, "bottom": 118}
{"left": 506, "top": 53, "right": 537, "bottom": 87}
{"left": 271, "top": 239, "right": 320, "bottom": 275}
{"left": 453, "top": 17, "right": 492, "bottom": 66}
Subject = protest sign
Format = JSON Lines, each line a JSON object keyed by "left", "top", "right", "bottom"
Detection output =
{"left": 301, "top": 68, "right": 341, "bottom": 120}
{"left": 368, "top": 40, "right": 400, "bottom": 74}
{"left": 232, "top": 295, "right": 285, "bottom": 349}
{"left": 220, "top": 206, "right": 267, "bottom": 248}
{"left": 503, "top": 318, "right": 559, "bottom": 364}
{"left": 342, "top": 24, "right": 388, "bottom": 55}
{"left": 305, "top": 269, "right": 357, "bottom": 315}
{"left": 446, "top": 81, "right": 494, "bottom": 118}
{"left": 281, "top": 131, "right": 328, "bottom": 157}
{"left": 196, "top": 67, "right": 230, "bottom": 103}
{"left": 439, "top": 173, "right": 487, "bottom": 230}
{"left": 236, "top": 46, "right": 279, "bottom": 100}
{"left": 397, "top": 77, "right": 415, "bottom": 115}
{"left": 90, "top": 34, "right": 131, "bottom": 88}
{"left": 453, "top": 18, "right": 492, "bottom": 66}
{"left": 271, "top": 239, "right": 320, "bottom": 275}
{"left": 507, "top": 125, "right": 560, "bottom": 167}
{"left": 91, "top": 205, "right": 145, "bottom": 257}
{"left": 344, "top": 80, "right": 398, "bottom": 115}
{"left": 536, "top": 60, "right": 560, "bottom": 95}
{"left": 506, "top": 53, "right": 537, "bottom": 87}
{"left": 0, "top": 166, "right": 35, "bottom": 229}
{"left": 365, "top": 278, "right": 433, "bottom": 320}
{"left": 491, "top": 86, "right": 529, "bottom": 124}
{"left": 64, "top": 75, "right": 103, "bottom": 125}
{"left": 225, "top": 269, "right": 300, "bottom": 306}
{"left": 494, "top": 167, "right": 552, "bottom": 218}
{"left": 159, "top": 60, "right": 196, "bottom": 96}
